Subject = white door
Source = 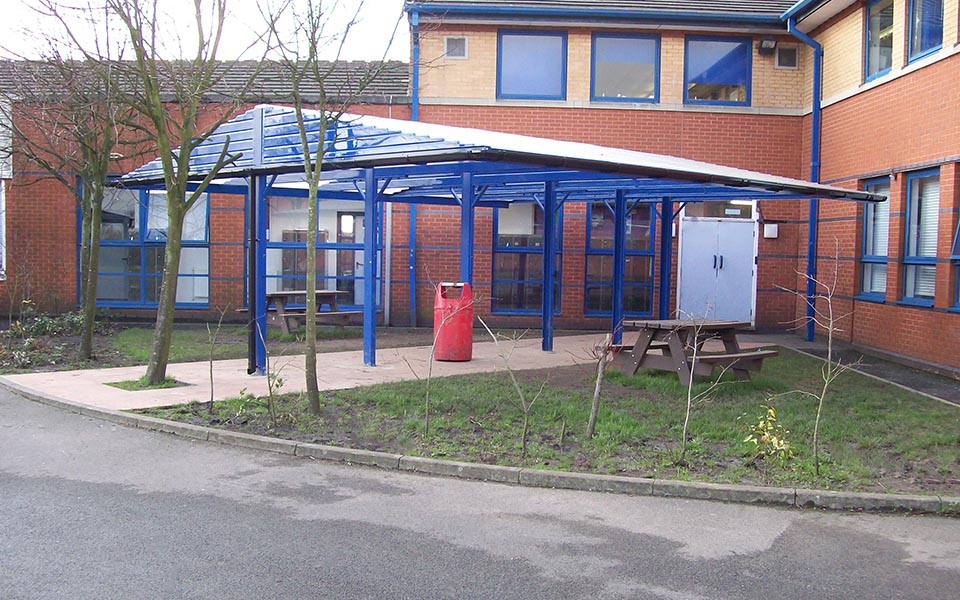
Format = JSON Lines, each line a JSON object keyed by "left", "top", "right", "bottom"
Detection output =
{"left": 678, "top": 218, "right": 756, "bottom": 323}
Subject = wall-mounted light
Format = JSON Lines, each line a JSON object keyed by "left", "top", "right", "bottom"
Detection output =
{"left": 757, "top": 37, "right": 777, "bottom": 56}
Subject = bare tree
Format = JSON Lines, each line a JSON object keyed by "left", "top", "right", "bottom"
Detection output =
{"left": 0, "top": 1, "right": 141, "bottom": 359}
{"left": 105, "top": 0, "right": 262, "bottom": 384}
{"left": 265, "top": 0, "right": 401, "bottom": 413}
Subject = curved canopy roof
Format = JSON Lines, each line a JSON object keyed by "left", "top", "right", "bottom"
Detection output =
{"left": 121, "top": 104, "right": 883, "bottom": 206}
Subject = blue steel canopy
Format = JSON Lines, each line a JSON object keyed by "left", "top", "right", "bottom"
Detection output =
{"left": 119, "top": 104, "right": 883, "bottom": 372}
{"left": 121, "top": 104, "right": 881, "bottom": 205}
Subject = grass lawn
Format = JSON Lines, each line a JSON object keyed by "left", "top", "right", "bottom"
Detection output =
{"left": 141, "top": 347, "right": 960, "bottom": 496}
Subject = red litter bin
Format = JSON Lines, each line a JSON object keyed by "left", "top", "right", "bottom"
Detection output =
{"left": 433, "top": 282, "right": 474, "bottom": 361}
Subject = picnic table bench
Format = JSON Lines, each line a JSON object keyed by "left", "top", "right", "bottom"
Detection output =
{"left": 611, "top": 319, "right": 777, "bottom": 386}
{"left": 266, "top": 289, "right": 361, "bottom": 334}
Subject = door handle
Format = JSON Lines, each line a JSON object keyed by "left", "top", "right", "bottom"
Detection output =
{"left": 712, "top": 255, "right": 717, "bottom": 269}
{"left": 719, "top": 255, "right": 724, "bottom": 270}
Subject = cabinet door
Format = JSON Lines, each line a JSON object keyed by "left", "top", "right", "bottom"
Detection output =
{"left": 678, "top": 219, "right": 720, "bottom": 319}
{"left": 713, "top": 219, "right": 756, "bottom": 322}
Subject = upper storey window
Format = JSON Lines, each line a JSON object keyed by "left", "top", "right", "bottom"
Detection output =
{"left": 497, "top": 31, "right": 567, "bottom": 100}
{"left": 908, "top": 0, "right": 943, "bottom": 61}
{"left": 591, "top": 33, "right": 659, "bottom": 103}
{"left": 865, "top": 0, "right": 894, "bottom": 80}
{"left": 684, "top": 37, "right": 751, "bottom": 106}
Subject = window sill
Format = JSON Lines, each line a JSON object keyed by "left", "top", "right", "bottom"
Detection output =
{"left": 854, "top": 293, "right": 885, "bottom": 304}
{"left": 948, "top": 306, "right": 960, "bottom": 314}
{"left": 895, "top": 298, "right": 935, "bottom": 308}
{"left": 907, "top": 45, "right": 942, "bottom": 65}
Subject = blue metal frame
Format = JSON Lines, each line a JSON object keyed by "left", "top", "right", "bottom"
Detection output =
{"left": 657, "top": 198, "right": 673, "bottom": 319}
{"left": 683, "top": 35, "right": 752, "bottom": 107}
{"left": 496, "top": 30, "right": 567, "bottom": 101}
{"left": 953, "top": 216, "right": 960, "bottom": 310}
{"left": 864, "top": 0, "right": 894, "bottom": 82}
{"left": 95, "top": 187, "right": 211, "bottom": 310}
{"left": 907, "top": 0, "right": 944, "bottom": 63}
{"left": 363, "top": 169, "right": 379, "bottom": 365}
{"left": 590, "top": 33, "right": 660, "bottom": 104}
{"left": 857, "top": 177, "right": 890, "bottom": 302}
{"left": 541, "top": 182, "right": 557, "bottom": 351}
{"left": 583, "top": 201, "right": 656, "bottom": 321}
{"left": 900, "top": 168, "right": 940, "bottom": 307}
{"left": 491, "top": 201, "right": 563, "bottom": 316}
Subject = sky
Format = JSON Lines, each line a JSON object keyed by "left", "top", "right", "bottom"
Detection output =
{"left": 1, "top": 0, "right": 411, "bottom": 62}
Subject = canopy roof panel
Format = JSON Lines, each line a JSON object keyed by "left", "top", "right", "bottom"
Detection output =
{"left": 120, "top": 104, "right": 883, "bottom": 205}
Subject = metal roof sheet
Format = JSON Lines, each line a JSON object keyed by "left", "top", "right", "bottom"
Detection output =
{"left": 120, "top": 104, "right": 883, "bottom": 205}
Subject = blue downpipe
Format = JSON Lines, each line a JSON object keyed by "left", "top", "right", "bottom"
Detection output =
{"left": 409, "top": 8, "right": 420, "bottom": 325}
{"left": 787, "top": 18, "right": 823, "bottom": 342}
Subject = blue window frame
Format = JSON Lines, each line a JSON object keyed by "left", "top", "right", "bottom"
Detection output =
{"left": 865, "top": 0, "right": 894, "bottom": 81}
{"left": 902, "top": 169, "right": 940, "bottom": 306}
{"left": 859, "top": 178, "right": 891, "bottom": 301}
{"left": 951, "top": 214, "right": 960, "bottom": 310}
{"left": 264, "top": 195, "right": 382, "bottom": 310}
{"left": 584, "top": 202, "right": 655, "bottom": 317}
{"left": 684, "top": 36, "right": 751, "bottom": 106}
{"left": 95, "top": 187, "right": 210, "bottom": 308}
{"left": 491, "top": 202, "right": 562, "bottom": 314}
{"left": 591, "top": 33, "right": 659, "bottom": 103}
{"left": 908, "top": 0, "right": 943, "bottom": 62}
{"left": 497, "top": 31, "right": 567, "bottom": 100}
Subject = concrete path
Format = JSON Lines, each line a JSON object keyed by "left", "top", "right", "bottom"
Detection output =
{"left": 1, "top": 333, "right": 613, "bottom": 411}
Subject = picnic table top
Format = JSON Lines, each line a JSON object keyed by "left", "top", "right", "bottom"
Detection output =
{"left": 623, "top": 319, "right": 750, "bottom": 331}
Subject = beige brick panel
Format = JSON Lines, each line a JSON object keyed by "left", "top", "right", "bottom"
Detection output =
{"left": 818, "top": 8, "right": 864, "bottom": 99}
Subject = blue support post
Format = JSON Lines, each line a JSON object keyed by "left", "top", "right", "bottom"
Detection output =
{"left": 363, "top": 168, "right": 379, "bottom": 366}
{"left": 459, "top": 171, "right": 474, "bottom": 284}
{"left": 612, "top": 191, "right": 627, "bottom": 343}
{"left": 253, "top": 176, "right": 269, "bottom": 374}
{"left": 542, "top": 181, "right": 557, "bottom": 351}
{"left": 411, "top": 9, "right": 420, "bottom": 122}
{"left": 408, "top": 203, "right": 417, "bottom": 327}
{"left": 658, "top": 197, "right": 674, "bottom": 320}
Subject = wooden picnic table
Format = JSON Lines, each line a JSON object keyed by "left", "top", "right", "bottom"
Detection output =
{"left": 266, "top": 289, "right": 359, "bottom": 334}
{"left": 612, "top": 319, "right": 777, "bottom": 386}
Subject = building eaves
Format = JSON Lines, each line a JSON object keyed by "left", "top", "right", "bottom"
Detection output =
{"left": 406, "top": 0, "right": 798, "bottom": 26}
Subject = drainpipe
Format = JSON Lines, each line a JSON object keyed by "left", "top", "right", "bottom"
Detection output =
{"left": 787, "top": 17, "right": 822, "bottom": 342}
{"left": 409, "top": 7, "right": 420, "bottom": 326}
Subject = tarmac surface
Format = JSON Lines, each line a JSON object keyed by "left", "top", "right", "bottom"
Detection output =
{"left": 1, "top": 329, "right": 958, "bottom": 515}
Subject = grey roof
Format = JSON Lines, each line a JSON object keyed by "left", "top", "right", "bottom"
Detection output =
{"left": 407, "top": 0, "right": 798, "bottom": 22}
{"left": 0, "top": 60, "right": 410, "bottom": 104}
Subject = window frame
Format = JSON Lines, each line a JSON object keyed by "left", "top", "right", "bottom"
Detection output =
{"left": 864, "top": 0, "right": 894, "bottom": 81}
{"left": 94, "top": 186, "right": 211, "bottom": 309}
{"left": 908, "top": 0, "right": 944, "bottom": 63}
{"left": 496, "top": 30, "right": 568, "bottom": 101}
{"left": 900, "top": 168, "right": 940, "bottom": 307}
{"left": 683, "top": 35, "right": 752, "bottom": 107}
{"left": 590, "top": 32, "right": 660, "bottom": 103}
{"left": 490, "top": 202, "right": 563, "bottom": 316}
{"left": 774, "top": 45, "right": 799, "bottom": 70}
{"left": 583, "top": 201, "right": 657, "bottom": 318}
{"left": 951, "top": 211, "right": 960, "bottom": 311}
{"left": 857, "top": 177, "right": 891, "bottom": 302}
{"left": 444, "top": 35, "right": 468, "bottom": 60}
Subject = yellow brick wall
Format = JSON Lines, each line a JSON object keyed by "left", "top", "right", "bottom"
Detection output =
{"left": 418, "top": 25, "right": 807, "bottom": 110}
{"left": 818, "top": 7, "right": 865, "bottom": 99}
{"left": 944, "top": 0, "right": 959, "bottom": 47}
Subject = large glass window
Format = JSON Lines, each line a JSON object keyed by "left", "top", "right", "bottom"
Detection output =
{"left": 497, "top": 31, "right": 567, "bottom": 100}
{"left": 96, "top": 188, "right": 210, "bottom": 307}
{"left": 909, "top": 0, "right": 943, "bottom": 61}
{"left": 865, "top": 0, "right": 894, "bottom": 80}
{"left": 684, "top": 36, "right": 751, "bottom": 106}
{"left": 591, "top": 33, "right": 659, "bottom": 102}
{"left": 860, "top": 179, "right": 890, "bottom": 299}
{"left": 584, "top": 202, "right": 655, "bottom": 316}
{"left": 265, "top": 196, "right": 380, "bottom": 308}
{"left": 491, "top": 202, "right": 561, "bottom": 314}
{"left": 903, "top": 171, "right": 940, "bottom": 304}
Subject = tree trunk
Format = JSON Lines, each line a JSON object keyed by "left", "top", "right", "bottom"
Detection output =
{"left": 586, "top": 339, "right": 610, "bottom": 440}
{"left": 144, "top": 204, "right": 185, "bottom": 385}
{"left": 79, "top": 182, "right": 104, "bottom": 360}
{"left": 304, "top": 177, "right": 321, "bottom": 414}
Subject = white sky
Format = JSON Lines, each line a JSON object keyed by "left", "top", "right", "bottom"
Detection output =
{"left": 1, "top": 0, "right": 411, "bottom": 61}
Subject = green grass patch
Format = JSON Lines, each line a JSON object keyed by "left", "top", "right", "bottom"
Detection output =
{"left": 108, "top": 376, "right": 183, "bottom": 390}
{"left": 111, "top": 326, "right": 249, "bottom": 363}
{"left": 137, "top": 347, "right": 960, "bottom": 495}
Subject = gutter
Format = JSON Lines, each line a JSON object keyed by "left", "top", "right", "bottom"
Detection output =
{"left": 409, "top": 6, "right": 420, "bottom": 326}
{"left": 786, "top": 17, "right": 823, "bottom": 343}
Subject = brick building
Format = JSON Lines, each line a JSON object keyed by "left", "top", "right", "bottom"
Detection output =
{"left": 0, "top": 0, "right": 958, "bottom": 374}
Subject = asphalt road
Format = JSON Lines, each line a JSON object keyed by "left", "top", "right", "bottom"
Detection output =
{"left": 2, "top": 389, "right": 959, "bottom": 600}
